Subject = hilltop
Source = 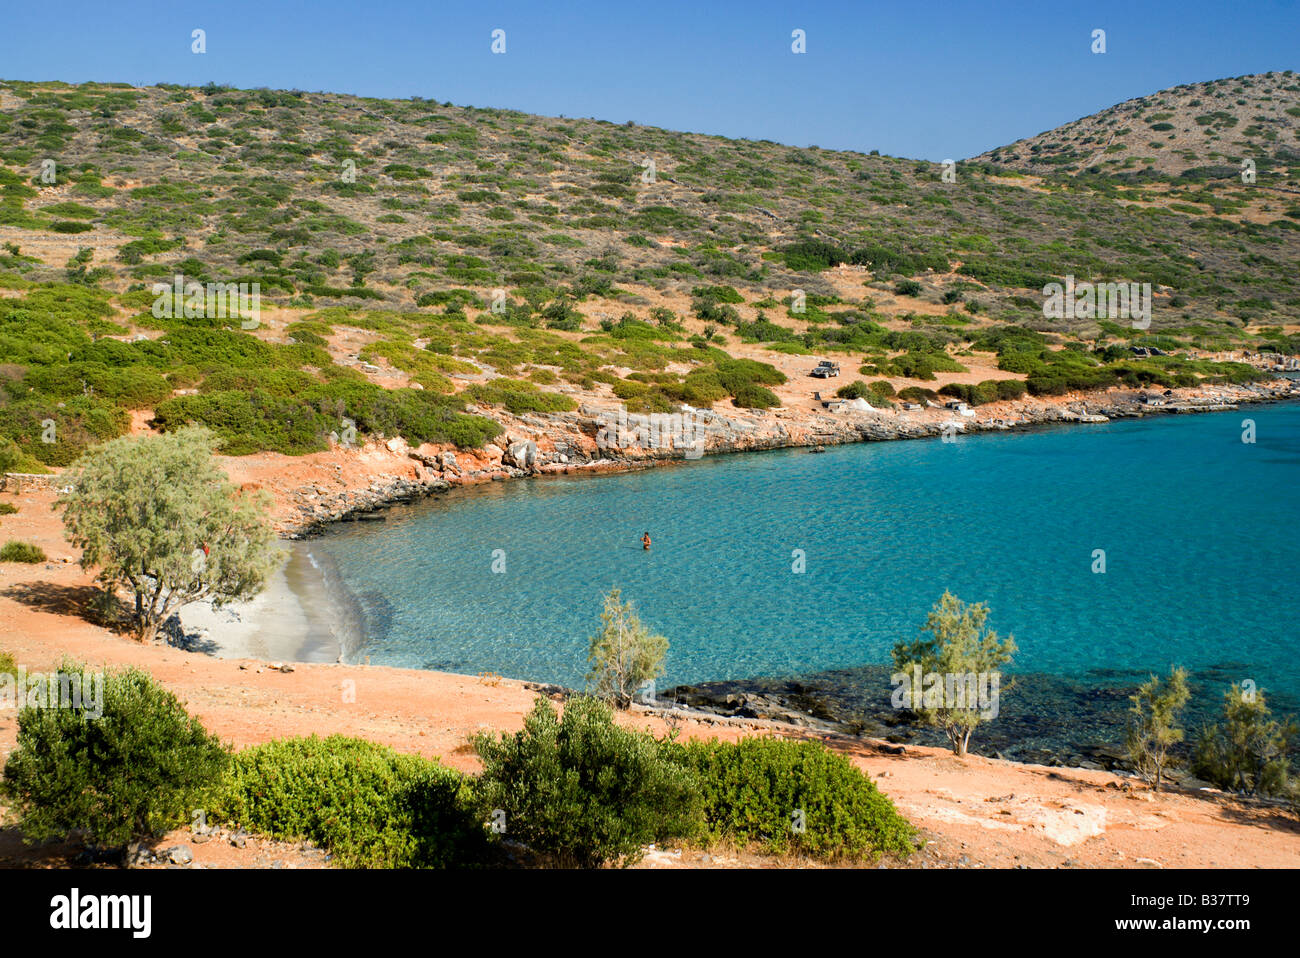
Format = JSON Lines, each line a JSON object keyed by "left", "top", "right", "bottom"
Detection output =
{"left": 0, "top": 76, "right": 1297, "bottom": 474}
{"left": 975, "top": 71, "right": 1300, "bottom": 180}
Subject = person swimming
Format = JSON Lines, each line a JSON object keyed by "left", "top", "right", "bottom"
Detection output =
{"left": 641, "top": 531, "right": 651, "bottom": 550}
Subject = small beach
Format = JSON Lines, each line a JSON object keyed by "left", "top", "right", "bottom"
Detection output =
{"left": 177, "top": 544, "right": 344, "bottom": 664}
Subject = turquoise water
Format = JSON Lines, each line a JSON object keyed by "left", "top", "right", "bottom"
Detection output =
{"left": 306, "top": 403, "right": 1300, "bottom": 706}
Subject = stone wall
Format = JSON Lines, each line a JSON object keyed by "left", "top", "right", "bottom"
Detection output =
{"left": 1, "top": 473, "right": 62, "bottom": 492}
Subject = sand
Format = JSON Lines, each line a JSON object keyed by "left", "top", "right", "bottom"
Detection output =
{"left": 175, "top": 544, "right": 341, "bottom": 664}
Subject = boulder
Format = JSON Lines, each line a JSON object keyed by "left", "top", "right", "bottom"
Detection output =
{"left": 503, "top": 440, "right": 538, "bottom": 470}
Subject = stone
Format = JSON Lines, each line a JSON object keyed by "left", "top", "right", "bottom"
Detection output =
{"left": 164, "top": 845, "right": 193, "bottom": 865}
{"left": 503, "top": 440, "right": 538, "bottom": 470}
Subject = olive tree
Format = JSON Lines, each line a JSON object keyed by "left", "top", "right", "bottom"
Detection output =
{"left": 585, "top": 587, "right": 668, "bottom": 709}
{"left": 57, "top": 427, "right": 280, "bottom": 643}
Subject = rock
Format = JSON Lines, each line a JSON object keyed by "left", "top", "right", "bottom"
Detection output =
{"left": 440, "top": 452, "right": 458, "bottom": 471}
{"left": 483, "top": 444, "right": 504, "bottom": 460}
{"left": 164, "top": 845, "right": 193, "bottom": 865}
{"left": 503, "top": 440, "right": 538, "bottom": 470}
{"left": 386, "top": 437, "right": 407, "bottom": 454}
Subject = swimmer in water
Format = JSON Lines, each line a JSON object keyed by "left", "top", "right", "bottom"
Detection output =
{"left": 642, "top": 531, "right": 651, "bottom": 550}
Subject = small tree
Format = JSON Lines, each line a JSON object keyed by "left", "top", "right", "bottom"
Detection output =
{"left": 1126, "top": 666, "right": 1190, "bottom": 792}
{"left": 586, "top": 587, "right": 668, "bottom": 709}
{"left": 57, "top": 427, "right": 280, "bottom": 643}
{"left": 891, "top": 591, "right": 1016, "bottom": 757}
{"left": 1192, "top": 684, "right": 1296, "bottom": 797}
{"left": 1, "top": 665, "right": 229, "bottom": 851}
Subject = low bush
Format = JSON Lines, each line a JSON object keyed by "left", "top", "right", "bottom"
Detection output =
{"left": 472, "top": 696, "right": 702, "bottom": 867}
{"left": 1, "top": 665, "right": 229, "bottom": 848}
{"left": 215, "top": 735, "right": 491, "bottom": 868}
{"left": 463, "top": 378, "right": 577, "bottom": 414}
{"left": 1191, "top": 685, "right": 1296, "bottom": 797}
{"left": 0, "top": 540, "right": 44, "bottom": 562}
{"left": 673, "top": 737, "right": 917, "bottom": 861}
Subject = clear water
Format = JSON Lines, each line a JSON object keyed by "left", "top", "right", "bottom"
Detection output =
{"left": 305, "top": 403, "right": 1300, "bottom": 706}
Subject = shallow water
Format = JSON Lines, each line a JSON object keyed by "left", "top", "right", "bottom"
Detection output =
{"left": 303, "top": 403, "right": 1300, "bottom": 721}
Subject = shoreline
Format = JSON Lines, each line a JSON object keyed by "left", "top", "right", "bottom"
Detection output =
{"left": 267, "top": 378, "right": 1300, "bottom": 540}
{"left": 3, "top": 480, "right": 1298, "bottom": 867}
{"left": 184, "top": 388, "right": 1300, "bottom": 769}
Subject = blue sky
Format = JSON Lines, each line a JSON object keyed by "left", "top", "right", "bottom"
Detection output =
{"left": 1, "top": 0, "right": 1296, "bottom": 159}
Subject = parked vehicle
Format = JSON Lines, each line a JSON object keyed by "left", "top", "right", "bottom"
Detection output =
{"left": 810, "top": 360, "right": 840, "bottom": 378}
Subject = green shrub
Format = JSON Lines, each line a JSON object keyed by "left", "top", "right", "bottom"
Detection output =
{"left": 472, "top": 696, "right": 702, "bottom": 867}
{"left": 0, "top": 502, "right": 18, "bottom": 515}
{"left": 0, "top": 540, "right": 44, "bottom": 563}
{"left": 674, "top": 737, "right": 917, "bottom": 861}
{"left": 464, "top": 378, "right": 577, "bottom": 414}
{"left": 214, "top": 735, "right": 490, "bottom": 868}
{"left": 1191, "top": 685, "right": 1296, "bottom": 797}
{"left": 731, "top": 383, "right": 781, "bottom": 408}
{"left": 1, "top": 665, "right": 229, "bottom": 848}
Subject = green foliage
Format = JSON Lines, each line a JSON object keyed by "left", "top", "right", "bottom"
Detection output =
{"left": 891, "top": 591, "right": 1017, "bottom": 757}
{"left": 673, "top": 737, "right": 917, "bottom": 861}
{"left": 730, "top": 382, "right": 781, "bottom": 408}
{"left": 940, "top": 379, "right": 1026, "bottom": 405}
{"left": 1191, "top": 685, "right": 1296, "bottom": 797}
{"left": 1126, "top": 666, "right": 1191, "bottom": 792}
{"left": 472, "top": 695, "right": 701, "bottom": 867}
{"left": 214, "top": 735, "right": 491, "bottom": 868}
{"left": 1, "top": 665, "right": 229, "bottom": 848}
{"left": 585, "top": 587, "right": 668, "bottom": 709}
{"left": 463, "top": 378, "right": 577, "bottom": 414}
{"left": 58, "top": 427, "right": 280, "bottom": 642}
{"left": 0, "top": 540, "right": 45, "bottom": 562}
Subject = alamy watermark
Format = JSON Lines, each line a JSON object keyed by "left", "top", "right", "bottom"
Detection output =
{"left": 890, "top": 666, "right": 1001, "bottom": 720}
{"left": 595, "top": 406, "right": 707, "bottom": 460}
{"left": 0, "top": 666, "right": 104, "bottom": 720}
{"left": 151, "top": 274, "right": 261, "bottom": 329}
{"left": 1042, "top": 276, "right": 1151, "bottom": 330}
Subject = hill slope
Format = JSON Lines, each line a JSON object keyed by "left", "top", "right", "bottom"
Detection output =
{"left": 0, "top": 78, "right": 1297, "bottom": 469}
{"left": 975, "top": 71, "right": 1300, "bottom": 180}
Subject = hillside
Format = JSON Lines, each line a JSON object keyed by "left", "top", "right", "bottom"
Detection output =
{"left": 0, "top": 77, "right": 1298, "bottom": 470}
{"left": 975, "top": 71, "right": 1300, "bottom": 180}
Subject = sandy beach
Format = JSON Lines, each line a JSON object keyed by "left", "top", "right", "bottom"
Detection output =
{"left": 176, "top": 543, "right": 343, "bottom": 664}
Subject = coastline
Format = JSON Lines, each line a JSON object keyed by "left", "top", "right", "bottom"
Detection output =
{"left": 258, "top": 377, "right": 1300, "bottom": 540}
{"left": 187, "top": 387, "right": 1300, "bottom": 771}
{"left": 197, "top": 382, "right": 1300, "bottom": 666}
{"left": 3, "top": 473, "right": 1298, "bottom": 868}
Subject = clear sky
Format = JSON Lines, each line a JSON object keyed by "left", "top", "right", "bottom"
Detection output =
{"left": 1, "top": 0, "right": 1296, "bottom": 160}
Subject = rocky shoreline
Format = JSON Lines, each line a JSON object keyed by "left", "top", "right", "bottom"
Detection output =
{"left": 277, "top": 378, "right": 1299, "bottom": 539}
